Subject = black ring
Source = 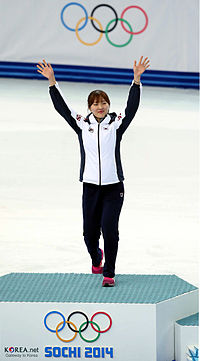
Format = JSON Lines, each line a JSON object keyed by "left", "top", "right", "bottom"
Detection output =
{"left": 90, "top": 4, "right": 118, "bottom": 33}
{"left": 67, "top": 311, "right": 89, "bottom": 333}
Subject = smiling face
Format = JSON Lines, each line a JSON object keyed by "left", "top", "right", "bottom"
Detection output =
{"left": 87, "top": 90, "right": 110, "bottom": 122}
{"left": 89, "top": 97, "right": 110, "bottom": 121}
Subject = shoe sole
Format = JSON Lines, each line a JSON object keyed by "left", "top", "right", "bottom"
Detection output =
{"left": 102, "top": 281, "right": 115, "bottom": 287}
{"left": 92, "top": 268, "right": 103, "bottom": 274}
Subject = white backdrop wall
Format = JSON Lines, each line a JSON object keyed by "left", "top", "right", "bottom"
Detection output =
{"left": 0, "top": 0, "right": 199, "bottom": 72}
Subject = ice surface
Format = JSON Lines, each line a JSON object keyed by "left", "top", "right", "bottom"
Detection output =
{"left": 0, "top": 78, "right": 199, "bottom": 286}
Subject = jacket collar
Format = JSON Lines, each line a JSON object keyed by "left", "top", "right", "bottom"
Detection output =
{"left": 89, "top": 113, "right": 111, "bottom": 124}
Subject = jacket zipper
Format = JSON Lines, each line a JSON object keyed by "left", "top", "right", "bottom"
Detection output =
{"left": 97, "top": 123, "right": 101, "bottom": 185}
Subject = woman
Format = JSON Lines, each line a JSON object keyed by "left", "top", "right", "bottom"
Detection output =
{"left": 37, "top": 57, "right": 150, "bottom": 287}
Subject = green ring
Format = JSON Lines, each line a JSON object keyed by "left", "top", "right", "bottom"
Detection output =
{"left": 105, "top": 18, "right": 133, "bottom": 47}
{"left": 79, "top": 321, "right": 100, "bottom": 343}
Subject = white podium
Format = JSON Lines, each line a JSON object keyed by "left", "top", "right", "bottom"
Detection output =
{"left": 0, "top": 273, "right": 198, "bottom": 361}
{"left": 175, "top": 313, "right": 199, "bottom": 361}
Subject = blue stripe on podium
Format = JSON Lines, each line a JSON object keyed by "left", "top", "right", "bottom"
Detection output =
{"left": 0, "top": 273, "right": 197, "bottom": 304}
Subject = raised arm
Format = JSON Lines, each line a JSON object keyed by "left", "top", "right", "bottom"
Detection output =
{"left": 36, "top": 60, "right": 83, "bottom": 134}
{"left": 117, "top": 56, "right": 150, "bottom": 135}
{"left": 37, "top": 59, "right": 56, "bottom": 86}
{"left": 133, "top": 56, "right": 150, "bottom": 84}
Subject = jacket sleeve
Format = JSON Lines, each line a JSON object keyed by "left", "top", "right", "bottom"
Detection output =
{"left": 49, "top": 82, "right": 84, "bottom": 134}
{"left": 116, "top": 82, "right": 142, "bottom": 136}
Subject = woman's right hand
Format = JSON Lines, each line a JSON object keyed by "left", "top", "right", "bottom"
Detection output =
{"left": 37, "top": 59, "right": 56, "bottom": 85}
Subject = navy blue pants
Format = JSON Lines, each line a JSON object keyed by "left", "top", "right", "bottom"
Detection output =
{"left": 82, "top": 182, "right": 124, "bottom": 278}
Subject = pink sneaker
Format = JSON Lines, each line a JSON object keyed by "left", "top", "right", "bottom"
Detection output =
{"left": 102, "top": 277, "right": 115, "bottom": 287}
{"left": 92, "top": 249, "right": 103, "bottom": 274}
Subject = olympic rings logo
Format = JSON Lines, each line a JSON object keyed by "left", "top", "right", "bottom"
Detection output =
{"left": 61, "top": 3, "right": 148, "bottom": 47}
{"left": 44, "top": 311, "right": 112, "bottom": 343}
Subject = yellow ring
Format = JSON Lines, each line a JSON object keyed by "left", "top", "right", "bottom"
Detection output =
{"left": 56, "top": 320, "right": 77, "bottom": 342}
{"left": 75, "top": 16, "right": 103, "bottom": 46}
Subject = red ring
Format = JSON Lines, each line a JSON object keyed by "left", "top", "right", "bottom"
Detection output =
{"left": 90, "top": 312, "right": 112, "bottom": 334}
{"left": 121, "top": 6, "right": 148, "bottom": 35}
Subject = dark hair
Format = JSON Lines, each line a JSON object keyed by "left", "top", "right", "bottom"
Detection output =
{"left": 87, "top": 90, "right": 110, "bottom": 109}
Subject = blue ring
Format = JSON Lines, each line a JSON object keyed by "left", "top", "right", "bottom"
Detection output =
{"left": 44, "top": 311, "right": 66, "bottom": 333}
{"left": 61, "top": 2, "right": 88, "bottom": 32}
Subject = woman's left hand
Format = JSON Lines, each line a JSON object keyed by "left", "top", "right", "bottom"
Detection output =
{"left": 133, "top": 56, "right": 150, "bottom": 82}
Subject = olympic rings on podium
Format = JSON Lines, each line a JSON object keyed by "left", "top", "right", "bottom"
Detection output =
{"left": 44, "top": 310, "right": 112, "bottom": 343}
{"left": 91, "top": 311, "right": 112, "bottom": 333}
{"left": 60, "top": 2, "right": 148, "bottom": 47}
{"left": 67, "top": 311, "right": 89, "bottom": 333}
{"left": 56, "top": 320, "right": 78, "bottom": 342}
{"left": 79, "top": 321, "right": 101, "bottom": 343}
{"left": 44, "top": 311, "right": 65, "bottom": 333}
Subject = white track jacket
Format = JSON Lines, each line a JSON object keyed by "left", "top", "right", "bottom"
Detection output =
{"left": 49, "top": 81, "right": 141, "bottom": 185}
